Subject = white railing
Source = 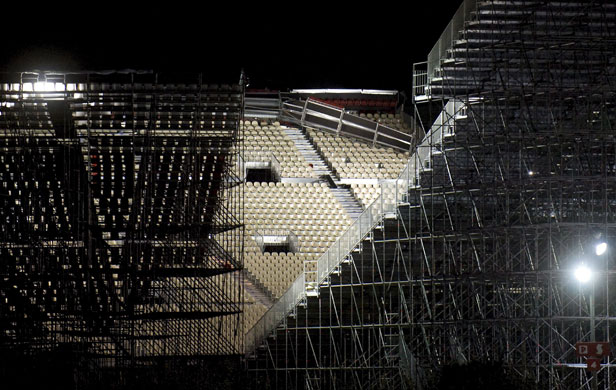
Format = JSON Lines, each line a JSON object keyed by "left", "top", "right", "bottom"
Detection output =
{"left": 426, "top": 0, "right": 478, "bottom": 84}
{"left": 419, "top": 100, "right": 464, "bottom": 161}
{"left": 245, "top": 272, "right": 306, "bottom": 353}
{"left": 312, "top": 185, "right": 398, "bottom": 291}
{"left": 245, "top": 100, "right": 465, "bottom": 355}
{"left": 245, "top": 182, "right": 398, "bottom": 354}
{"left": 281, "top": 98, "right": 413, "bottom": 152}
{"left": 413, "top": 62, "right": 428, "bottom": 101}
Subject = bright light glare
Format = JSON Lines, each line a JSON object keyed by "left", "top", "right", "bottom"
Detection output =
{"left": 33, "top": 82, "right": 65, "bottom": 92}
{"left": 574, "top": 264, "right": 592, "bottom": 283}
{"left": 596, "top": 242, "right": 608, "bottom": 256}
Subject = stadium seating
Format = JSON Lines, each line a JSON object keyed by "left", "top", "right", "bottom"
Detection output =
{"left": 242, "top": 120, "right": 314, "bottom": 178}
{"left": 359, "top": 112, "right": 413, "bottom": 134}
{"left": 244, "top": 302, "right": 268, "bottom": 332}
{"left": 349, "top": 183, "right": 381, "bottom": 209}
{"left": 306, "top": 128, "right": 409, "bottom": 180}
{"left": 234, "top": 116, "right": 411, "bottom": 303}
{"left": 242, "top": 181, "right": 352, "bottom": 298}
{"left": 243, "top": 293, "right": 268, "bottom": 332}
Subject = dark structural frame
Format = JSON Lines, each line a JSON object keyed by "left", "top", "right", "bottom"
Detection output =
{"left": 0, "top": 71, "right": 245, "bottom": 388}
{"left": 246, "top": 1, "right": 616, "bottom": 389}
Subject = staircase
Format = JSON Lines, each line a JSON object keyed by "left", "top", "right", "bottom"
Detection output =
{"left": 329, "top": 187, "right": 363, "bottom": 220}
{"left": 283, "top": 127, "right": 332, "bottom": 177}
{"left": 239, "top": 270, "right": 275, "bottom": 308}
{"left": 283, "top": 127, "right": 363, "bottom": 220}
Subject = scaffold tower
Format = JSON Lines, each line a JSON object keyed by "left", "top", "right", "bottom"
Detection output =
{"left": 0, "top": 71, "right": 245, "bottom": 388}
{"left": 246, "top": 1, "right": 616, "bottom": 389}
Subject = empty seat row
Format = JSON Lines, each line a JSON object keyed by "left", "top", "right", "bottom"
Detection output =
{"left": 357, "top": 112, "right": 414, "bottom": 134}
{"left": 241, "top": 120, "right": 313, "bottom": 179}
{"left": 244, "top": 302, "right": 268, "bottom": 332}
{"left": 242, "top": 120, "right": 281, "bottom": 127}
{"left": 227, "top": 176, "right": 352, "bottom": 299}
{"left": 349, "top": 182, "right": 407, "bottom": 210}
{"left": 350, "top": 183, "right": 381, "bottom": 208}
{"left": 307, "top": 128, "right": 409, "bottom": 179}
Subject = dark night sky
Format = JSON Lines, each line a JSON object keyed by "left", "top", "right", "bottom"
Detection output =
{"left": 1, "top": 3, "right": 461, "bottom": 92}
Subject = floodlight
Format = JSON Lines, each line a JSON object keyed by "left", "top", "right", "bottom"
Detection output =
{"left": 574, "top": 263, "right": 592, "bottom": 283}
{"left": 596, "top": 242, "right": 607, "bottom": 256}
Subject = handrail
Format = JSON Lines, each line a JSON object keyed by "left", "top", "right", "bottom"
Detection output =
{"left": 245, "top": 272, "right": 306, "bottom": 353}
{"left": 426, "top": 0, "right": 478, "bottom": 83}
{"left": 412, "top": 62, "right": 428, "bottom": 102}
{"left": 245, "top": 100, "right": 465, "bottom": 355}
{"left": 245, "top": 185, "right": 396, "bottom": 354}
{"left": 281, "top": 98, "right": 413, "bottom": 152}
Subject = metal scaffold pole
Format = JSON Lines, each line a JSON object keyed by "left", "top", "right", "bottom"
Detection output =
{"left": 0, "top": 71, "right": 245, "bottom": 388}
{"left": 246, "top": 2, "right": 616, "bottom": 389}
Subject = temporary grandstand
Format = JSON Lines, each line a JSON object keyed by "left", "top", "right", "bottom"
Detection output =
{"left": 1, "top": 1, "right": 616, "bottom": 389}
{"left": 0, "top": 72, "right": 245, "bottom": 388}
{"left": 244, "top": 1, "right": 616, "bottom": 390}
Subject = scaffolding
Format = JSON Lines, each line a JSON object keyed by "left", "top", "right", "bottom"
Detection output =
{"left": 247, "top": 1, "right": 616, "bottom": 389}
{"left": 0, "top": 71, "right": 245, "bottom": 388}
